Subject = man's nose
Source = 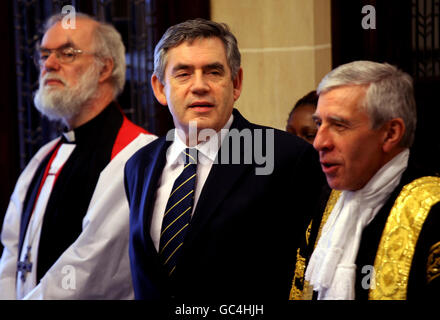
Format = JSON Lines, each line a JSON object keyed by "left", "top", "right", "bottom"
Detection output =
{"left": 42, "top": 52, "right": 61, "bottom": 72}
{"left": 190, "top": 72, "right": 209, "bottom": 94}
{"left": 313, "top": 126, "right": 332, "bottom": 152}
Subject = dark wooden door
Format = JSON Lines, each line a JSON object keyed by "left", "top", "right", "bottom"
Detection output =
{"left": 331, "top": 0, "right": 440, "bottom": 173}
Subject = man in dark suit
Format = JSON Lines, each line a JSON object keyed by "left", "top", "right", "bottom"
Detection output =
{"left": 124, "top": 18, "right": 324, "bottom": 302}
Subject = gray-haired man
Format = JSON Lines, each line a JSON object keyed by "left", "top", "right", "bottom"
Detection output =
{"left": 0, "top": 13, "right": 155, "bottom": 299}
{"left": 291, "top": 60, "right": 440, "bottom": 300}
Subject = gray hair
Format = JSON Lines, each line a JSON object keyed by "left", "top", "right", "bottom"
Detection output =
{"left": 153, "top": 18, "right": 241, "bottom": 83}
{"left": 42, "top": 13, "right": 126, "bottom": 98}
{"left": 317, "top": 61, "right": 417, "bottom": 147}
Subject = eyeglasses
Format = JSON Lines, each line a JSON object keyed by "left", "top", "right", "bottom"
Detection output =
{"left": 33, "top": 45, "right": 95, "bottom": 67}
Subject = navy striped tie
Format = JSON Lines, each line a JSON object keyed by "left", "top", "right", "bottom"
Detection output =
{"left": 159, "top": 148, "right": 197, "bottom": 276}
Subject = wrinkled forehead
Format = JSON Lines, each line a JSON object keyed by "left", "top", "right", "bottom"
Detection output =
{"left": 166, "top": 36, "right": 227, "bottom": 59}
{"left": 41, "top": 18, "right": 97, "bottom": 50}
{"left": 314, "top": 85, "right": 371, "bottom": 122}
{"left": 164, "top": 37, "right": 229, "bottom": 73}
{"left": 318, "top": 85, "right": 367, "bottom": 109}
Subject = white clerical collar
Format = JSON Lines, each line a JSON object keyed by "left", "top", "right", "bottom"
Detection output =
{"left": 167, "top": 114, "right": 234, "bottom": 165}
{"left": 62, "top": 130, "right": 75, "bottom": 143}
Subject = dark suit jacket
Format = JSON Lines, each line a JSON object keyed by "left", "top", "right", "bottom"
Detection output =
{"left": 124, "top": 109, "right": 325, "bottom": 302}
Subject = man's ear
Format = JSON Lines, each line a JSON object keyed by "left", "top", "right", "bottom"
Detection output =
{"left": 382, "top": 118, "right": 405, "bottom": 153}
{"left": 151, "top": 74, "right": 168, "bottom": 106}
{"left": 98, "top": 57, "right": 114, "bottom": 83}
{"left": 232, "top": 67, "right": 243, "bottom": 101}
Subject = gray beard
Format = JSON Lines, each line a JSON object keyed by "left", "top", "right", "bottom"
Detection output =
{"left": 33, "top": 65, "right": 100, "bottom": 123}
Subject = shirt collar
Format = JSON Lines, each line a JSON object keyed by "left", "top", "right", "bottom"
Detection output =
{"left": 62, "top": 130, "right": 76, "bottom": 143}
{"left": 61, "top": 102, "right": 122, "bottom": 145}
{"left": 167, "top": 113, "right": 234, "bottom": 165}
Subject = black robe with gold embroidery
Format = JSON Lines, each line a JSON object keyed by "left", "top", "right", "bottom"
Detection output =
{"left": 292, "top": 159, "right": 440, "bottom": 300}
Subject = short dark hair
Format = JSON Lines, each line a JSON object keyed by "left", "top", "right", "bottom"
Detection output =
{"left": 288, "top": 90, "right": 318, "bottom": 120}
{"left": 153, "top": 18, "right": 241, "bottom": 83}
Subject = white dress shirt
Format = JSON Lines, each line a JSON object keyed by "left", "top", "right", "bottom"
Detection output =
{"left": 150, "top": 114, "right": 234, "bottom": 252}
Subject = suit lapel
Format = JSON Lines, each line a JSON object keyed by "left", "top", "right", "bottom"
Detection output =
{"left": 183, "top": 109, "right": 254, "bottom": 248}
{"left": 139, "top": 137, "right": 171, "bottom": 249}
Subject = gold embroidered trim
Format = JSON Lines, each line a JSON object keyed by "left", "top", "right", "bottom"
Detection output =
{"left": 369, "top": 176, "right": 440, "bottom": 300}
{"left": 289, "top": 190, "right": 341, "bottom": 300}
{"left": 305, "top": 220, "right": 312, "bottom": 246}
{"left": 302, "top": 280, "right": 314, "bottom": 300}
{"left": 315, "top": 190, "right": 341, "bottom": 248}
{"left": 427, "top": 241, "right": 440, "bottom": 284}
{"left": 289, "top": 248, "right": 306, "bottom": 300}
